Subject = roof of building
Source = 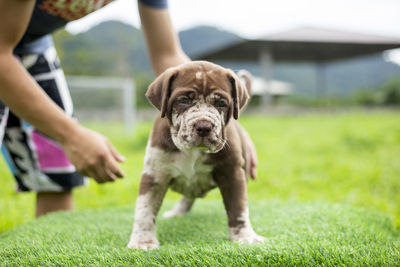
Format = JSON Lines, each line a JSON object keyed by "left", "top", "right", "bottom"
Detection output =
{"left": 195, "top": 27, "right": 400, "bottom": 62}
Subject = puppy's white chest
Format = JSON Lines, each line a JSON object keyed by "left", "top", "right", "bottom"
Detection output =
{"left": 143, "top": 146, "right": 216, "bottom": 198}
{"left": 168, "top": 150, "right": 212, "bottom": 180}
{"left": 168, "top": 150, "right": 216, "bottom": 198}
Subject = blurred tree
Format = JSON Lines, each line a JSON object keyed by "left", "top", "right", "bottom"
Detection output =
{"left": 133, "top": 72, "right": 153, "bottom": 109}
{"left": 380, "top": 78, "right": 400, "bottom": 105}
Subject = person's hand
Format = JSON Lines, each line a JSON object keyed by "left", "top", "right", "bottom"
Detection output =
{"left": 247, "top": 137, "right": 258, "bottom": 180}
{"left": 242, "top": 129, "right": 258, "bottom": 179}
{"left": 61, "top": 125, "right": 125, "bottom": 183}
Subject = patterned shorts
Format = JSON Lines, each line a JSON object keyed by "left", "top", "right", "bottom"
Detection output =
{"left": 0, "top": 46, "right": 86, "bottom": 192}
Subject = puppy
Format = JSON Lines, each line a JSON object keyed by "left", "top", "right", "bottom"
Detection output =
{"left": 128, "top": 61, "right": 264, "bottom": 250}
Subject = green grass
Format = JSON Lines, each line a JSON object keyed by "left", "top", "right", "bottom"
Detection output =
{"left": 1, "top": 201, "right": 399, "bottom": 266}
{"left": 1, "top": 110, "right": 400, "bottom": 265}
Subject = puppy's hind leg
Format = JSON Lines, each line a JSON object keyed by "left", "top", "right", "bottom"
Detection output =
{"left": 163, "top": 196, "right": 195, "bottom": 218}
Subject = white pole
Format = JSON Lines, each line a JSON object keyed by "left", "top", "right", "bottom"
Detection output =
{"left": 260, "top": 48, "right": 273, "bottom": 106}
{"left": 123, "top": 79, "right": 135, "bottom": 135}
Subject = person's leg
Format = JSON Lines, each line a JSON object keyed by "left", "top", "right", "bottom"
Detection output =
{"left": 36, "top": 190, "right": 74, "bottom": 217}
{"left": 0, "top": 101, "right": 8, "bottom": 142}
{"left": 2, "top": 114, "right": 78, "bottom": 216}
{"left": 1, "top": 45, "right": 85, "bottom": 217}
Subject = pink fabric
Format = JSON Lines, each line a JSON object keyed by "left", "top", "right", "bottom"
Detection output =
{"left": 32, "top": 131, "right": 73, "bottom": 169}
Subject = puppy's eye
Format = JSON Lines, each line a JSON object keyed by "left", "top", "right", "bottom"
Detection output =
{"left": 214, "top": 99, "right": 228, "bottom": 108}
{"left": 177, "top": 97, "right": 191, "bottom": 105}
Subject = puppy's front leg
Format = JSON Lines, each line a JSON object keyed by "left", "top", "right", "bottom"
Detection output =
{"left": 128, "top": 173, "right": 169, "bottom": 250}
{"left": 214, "top": 167, "right": 265, "bottom": 244}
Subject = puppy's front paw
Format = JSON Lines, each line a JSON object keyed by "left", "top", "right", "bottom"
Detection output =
{"left": 127, "top": 233, "right": 160, "bottom": 250}
{"left": 233, "top": 233, "right": 265, "bottom": 244}
{"left": 229, "top": 227, "right": 265, "bottom": 244}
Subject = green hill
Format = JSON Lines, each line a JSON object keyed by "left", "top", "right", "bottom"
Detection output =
{"left": 179, "top": 25, "right": 242, "bottom": 57}
{"left": 54, "top": 21, "right": 148, "bottom": 75}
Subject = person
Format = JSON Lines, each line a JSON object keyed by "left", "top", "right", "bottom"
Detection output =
{"left": 0, "top": 0, "right": 257, "bottom": 218}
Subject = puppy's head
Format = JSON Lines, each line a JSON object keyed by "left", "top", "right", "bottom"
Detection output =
{"left": 146, "top": 61, "right": 250, "bottom": 153}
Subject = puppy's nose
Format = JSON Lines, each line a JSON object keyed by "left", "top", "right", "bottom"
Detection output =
{"left": 194, "top": 120, "right": 213, "bottom": 137}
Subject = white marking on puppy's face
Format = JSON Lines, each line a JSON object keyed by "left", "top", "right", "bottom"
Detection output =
{"left": 171, "top": 94, "right": 227, "bottom": 153}
{"left": 195, "top": 71, "right": 202, "bottom": 80}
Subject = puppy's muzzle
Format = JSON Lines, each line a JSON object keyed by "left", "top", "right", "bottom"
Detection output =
{"left": 194, "top": 120, "right": 213, "bottom": 138}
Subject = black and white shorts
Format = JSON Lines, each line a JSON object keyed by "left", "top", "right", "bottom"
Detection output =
{"left": 0, "top": 46, "right": 86, "bottom": 192}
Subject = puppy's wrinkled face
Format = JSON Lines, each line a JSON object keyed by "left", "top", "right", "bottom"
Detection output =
{"left": 146, "top": 61, "right": 249, "bottom": 153}
{"left": 170, "top": 87, "right": 229, "bottom": 153}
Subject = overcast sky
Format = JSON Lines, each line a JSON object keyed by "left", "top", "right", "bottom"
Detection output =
{"left": 66, "top": 0, "right": 400, "bottom": 63}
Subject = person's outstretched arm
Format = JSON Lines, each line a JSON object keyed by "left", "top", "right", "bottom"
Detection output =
{"left": 138, "top": 1, "right": 190, "bottom": 75}
{"left": 0, "top": 0, "right": 125, "bottom": 183}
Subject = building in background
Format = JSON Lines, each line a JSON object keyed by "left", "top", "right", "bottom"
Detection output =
{"left": 195, "top": 27, "right": 400, "bottom": 100}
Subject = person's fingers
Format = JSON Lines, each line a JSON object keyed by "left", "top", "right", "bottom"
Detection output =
{"left": 86, "top": 166, "right": 106, "bottom": 183}
{"left": 75, "top": 164, "right": 92, "bottom": 180}
{"left": 108, "top": 142, "right": 126, "bottom": 163}
{"left": 86, "top": 153, "right": 117, "bottom": 183}
{"left": 104, "top": 167, "right": 118, "bottom": 181}
{"left": 251, "top": 149, "right": 258, "bottom": 166}
{"left": 248, "top": 140, "right": 258, "bottom": 180}
{"left": 250, "top": 157, "right": 257, "bottom": 179}
{"left": 249, "top": 140, "right": 258, "bottom": 165}
{"left": 105, "top": 153, "right": 125, "bottom": 178}
{"left": 94, "top": 156, "right": 120, "bottom": 182}
{"left": 96, "top": 165, "right": 114, "bottom": 182}
{"left": 250, "top": 165, "right": 257, "bottom": 180}
{"left": 82, "top": 152, "right": 123, "bottom": 183}
{"left": 250, "top": 156, "right": 257, "bottom": 179}
{"left": 241, "top": 128, "right": 258, "bottom": 180}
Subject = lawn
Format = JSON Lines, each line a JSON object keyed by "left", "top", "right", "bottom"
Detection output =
{"left": 0, "top": 201, "right": 399, "bottom": 266}
{"left": 0, "top": 110, "right": 400, "bottom": 265}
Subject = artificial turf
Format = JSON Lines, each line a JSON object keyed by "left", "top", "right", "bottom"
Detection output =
{"left": 0, "top": 201, "right": 399, "bottom": 266}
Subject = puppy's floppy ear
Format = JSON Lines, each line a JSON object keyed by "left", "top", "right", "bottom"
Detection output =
{"left": 237, "top": 70, "right": 252, "bottom": 95}
{"left": 146, "top": 68, "right": 178, "bottom": 118}
{"left": 227, "top": 70, "right": 250, "bottom": 120}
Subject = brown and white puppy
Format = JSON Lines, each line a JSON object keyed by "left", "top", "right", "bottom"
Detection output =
{"left": 127, "top": 61, "right": 264, "bottom": 250}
